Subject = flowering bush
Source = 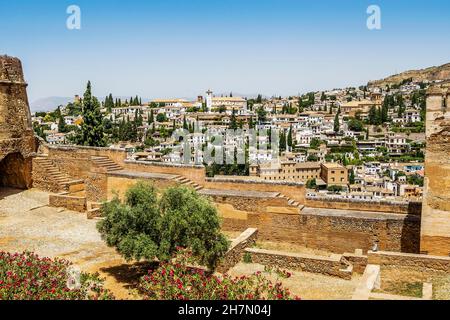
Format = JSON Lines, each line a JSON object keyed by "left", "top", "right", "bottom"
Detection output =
{"left": 263, "top": 265, "right": 292, "bottom": 279}
{"left": 0, "top": 251, "right": 114, "bottom": 300}
{"left": 139, "top": 261, "right": 299, "bottom": 300}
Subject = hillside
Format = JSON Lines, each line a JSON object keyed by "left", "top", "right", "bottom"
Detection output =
{"left": 30, "top": 96, "right": 73, "bottom": 113}
{"left": 368, "top": 62, "right": 450, "bottom": 88}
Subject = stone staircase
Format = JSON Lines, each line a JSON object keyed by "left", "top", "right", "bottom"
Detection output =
{"left": 34, "top": 157, "right": 84, "bottom": 193}
{"left": 173, "top": 175, "right": 203, "bottom": 191}
{"left": 91, "top": 156, "right": 123, "bottom": 172}
{"left": 277, "top": 193, "right": 305, "bottom": 210}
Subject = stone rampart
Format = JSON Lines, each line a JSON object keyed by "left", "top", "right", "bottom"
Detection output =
{"left": 306, "top": 196, "right": 422, "bottom": 215}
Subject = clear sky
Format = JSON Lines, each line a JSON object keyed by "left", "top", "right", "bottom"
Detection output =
{"left": 1, "top": 0, "right": 450, "bottom": 102}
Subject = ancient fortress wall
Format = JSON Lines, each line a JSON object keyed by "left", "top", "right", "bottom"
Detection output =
{"left": 123, "top": 160, "right": 206, "bottom": 185}
{"left": 46, "top": 145, "right": 127, "bottom": 179}
{"left": 368, "top": 251, "right": 450, "bottom": 287}
{"left": 306, "top": 196, "right": 422, "bottom": 215}
{"left": 205, "top": 176, "right": 306, "bottom": 204}
{"left": 220, "top": 206, "right": 420, "bottom": 254}
{"left": 0, "top": 56, "right": 36, "bottom": 188}
{"left": 420, "top": 85, "right": 450, "bottom": 256}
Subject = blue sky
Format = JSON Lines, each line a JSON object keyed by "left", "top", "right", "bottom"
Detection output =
{"left": 1, "top": 0, "right": 450, "bottom": 102}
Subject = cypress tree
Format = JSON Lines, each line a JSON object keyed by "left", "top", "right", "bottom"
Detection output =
{"left": 334, "top": 112, "right": 340, "bottom": 133}
{"left": 287, "top": 126, "right": 293, "bottom": 148}
{"left": 75, "top": 81, "right": 106, "bottom": 147}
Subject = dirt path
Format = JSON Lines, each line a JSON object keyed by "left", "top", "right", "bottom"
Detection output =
{"left": 0, "top": 188, "right": 139, "bottom": 299}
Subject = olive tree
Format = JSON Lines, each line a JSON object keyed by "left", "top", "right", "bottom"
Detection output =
{"left": 97, "top": 182, "right": 229, "bottom": 270}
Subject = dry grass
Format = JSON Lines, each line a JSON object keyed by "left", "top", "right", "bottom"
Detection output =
{"left": 432, "top": 275, "right": 450, "bottom": 300}
{"left": 254, "top": 240, "right": 333, "bottom": 257}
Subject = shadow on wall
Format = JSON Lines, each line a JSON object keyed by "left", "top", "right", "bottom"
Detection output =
{"left": 400, "top": 215, "right": 421, "bottom": 253}
{"left": 0, "top": 152, "right": 32, "bottom": 189}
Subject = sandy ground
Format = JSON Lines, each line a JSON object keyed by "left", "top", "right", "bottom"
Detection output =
{"left": 0, "top": 188, "right": 140, "bottom": 299}
{"left": 228, "top": 262, "right": 361, "bottom": 300}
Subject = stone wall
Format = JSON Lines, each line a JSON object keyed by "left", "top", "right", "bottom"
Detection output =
{"left": 420, "top": 85, "right": 450, "bottom": 256}
{"left": 368, "top": 250, "right": 450, "bottom": 287}
{"left": 0, "top": 152, "right": 33, "bottom": 189}
{"left": 124, "top": 160, "right": 206, "bottom": 185}
{"left": 205, "top": 176, "right": 306, "bottom": 204}
{"left": 85, "top": 170, "right": 108, "bottom": 202}
{"left": 245, "top": 248, "right": 352, "bottom": 279}
{"left": 49, "top": 193, "right": 87, "bottom": 212}
{"left": 220, "top": 207, "right": 421, "bottom": 254}
{"left": 31, "top": 157, "right": 61, "bottom": 192}
{"left": 306, "top": 196, "right": 422, "bottom": 215}
{"left": 106, "top": 174, "right": 178, "bottom": 200}
{"left": 46, "top": 145, "right": 127, "bottom": 180}
{"left": 217, "top": 228, "right": 258, "bottom": 273}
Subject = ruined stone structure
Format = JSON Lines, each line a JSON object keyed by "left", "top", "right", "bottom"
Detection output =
{"left": 0, "top": 56, "right": 36, "bottom": 188}
{"left": 420, "top": 83, "right": 450, "bottom": 256}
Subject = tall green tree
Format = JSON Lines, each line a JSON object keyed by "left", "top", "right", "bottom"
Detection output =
{"left": 287, "top": 126, "right": 293, "bottom": 149}
{"left": 229, "top": 108, "right": 238, "bottom": 130}
{"left": 334, "top": 112, "right": 340, "bottom": 133}
{"left": 74, "top": 81, "right": 106, "bottom": 147}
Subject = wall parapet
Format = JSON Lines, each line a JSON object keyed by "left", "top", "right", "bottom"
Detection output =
{"left": 49, "top": 192, "right": 87, "bottom": 213}
{"left": 245, "top": 248, "right": 352, "bottom": 279}
{"left": 207, "top": 176, "right": 304, "bottom": 187}
{"left": 368, "top": 250, "right": 450, "bottom": 272}
{"left": 46, "top": 144, "right": 125, "bottom": 153}
{"left": 306, "top": 196, "right": 422, "bottom": 215}
{"left": 124, "top": 159, "right": 204, "bottom": 169}
{"left": 217, "top": 228, "right": 258, "bottom": 273}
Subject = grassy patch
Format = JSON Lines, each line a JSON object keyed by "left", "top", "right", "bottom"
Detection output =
{"left": 374, "top": 281, "right": 423, "bottom": 298}
{"left": 432, "top": 276, "right": 450, "bottom": 300}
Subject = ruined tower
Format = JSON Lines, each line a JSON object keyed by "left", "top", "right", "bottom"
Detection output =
{"left": 420, "top": 83, "right": 450, "bottom": 256}
{"left": 0, "top": 55, "right": 37, "bottom": 188}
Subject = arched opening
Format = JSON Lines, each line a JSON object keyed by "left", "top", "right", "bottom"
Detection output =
{"left": 0, "top": 152, "right": 32, "bottom": 189}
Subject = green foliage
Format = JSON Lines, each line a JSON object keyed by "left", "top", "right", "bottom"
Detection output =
{"left": 309, "top": 138, "right": 322, "bottom": 150}
{"left": 73, "top": 81, "right": 106, "bottom": 147}
{"left": 256, "top": 107, "right": 267, "bottom": 123}
{"left": 407, "top": 174, "right": 424, "bottom": 187}
{"left": 243, "top": 252, "right": 252, "bottom": 264}
{"left": 97, "top": 182, "right": 229, "bottom": 270}
{"left": 334, "top": 111, "right": 340, "bottom": 133}
{"left": 349, "top": 170, "right": 355, "bottom": 184}
{"left": 306, "top": 179, "right": 316, "bottom": 189}
{"left": 327, "top": 185, "right": 344, "bottom": 193}
{"left": 156, "top": 113, "right": 168, "bottom": 123}
{"left": 347, "top": 118, "right": 364, "bottom": 132}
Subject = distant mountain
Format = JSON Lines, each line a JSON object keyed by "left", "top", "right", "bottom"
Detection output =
{"left": 368, "top": 62, "right": 450, "bottom": 88}
{"left": 30, "top": 96, "right": 73, "bottom": 113}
